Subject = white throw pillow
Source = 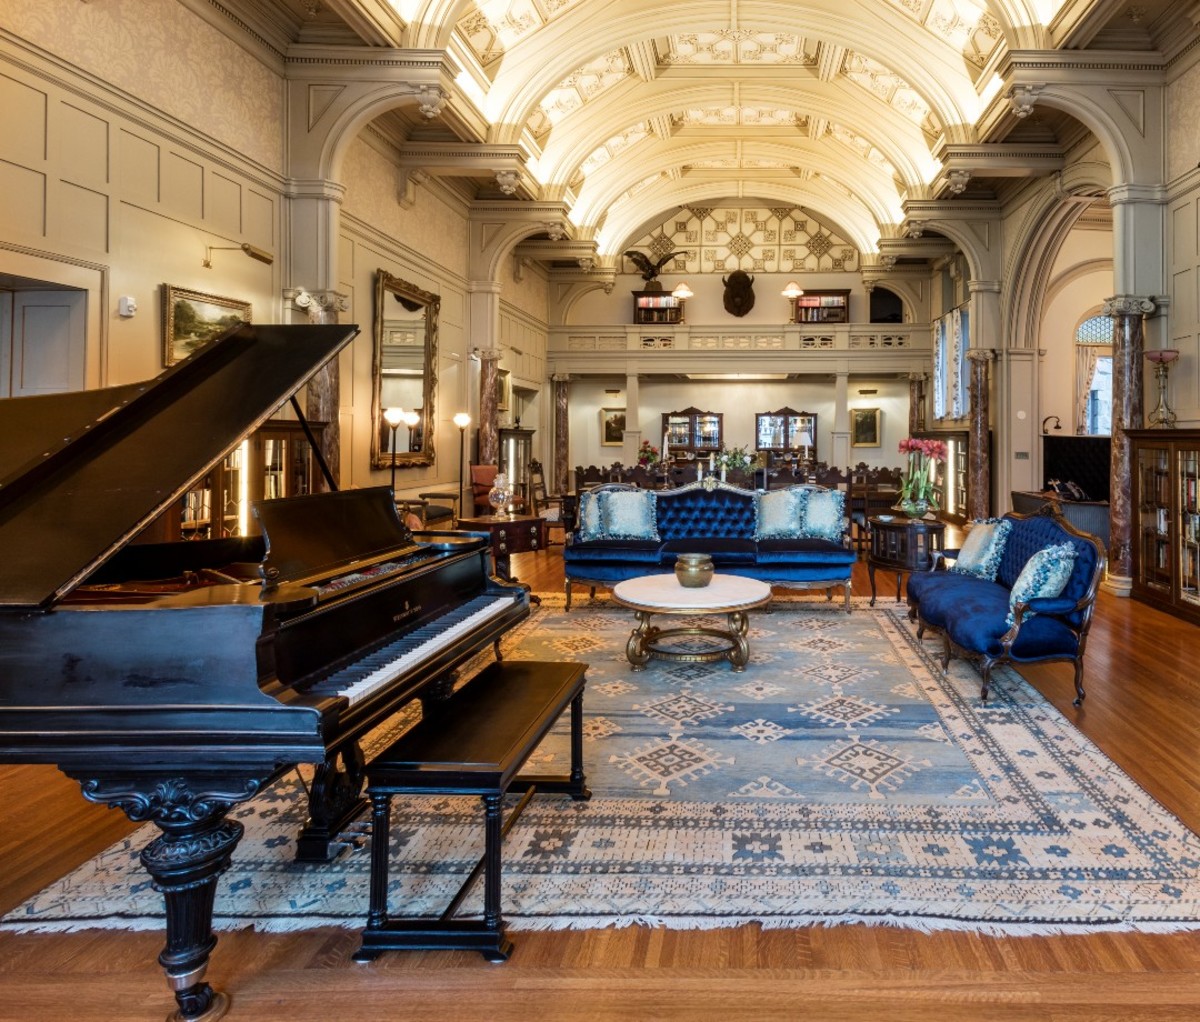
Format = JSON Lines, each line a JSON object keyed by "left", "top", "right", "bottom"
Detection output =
{"left": 598, "top": 489, "right": 659, "bottom": 540}
{"left": 755, "top": 488, "right": 807, "bottom": 539}
{"left": 950, "top": 518, "right": 1012, "bottom": 580}
{"left": 800, "top": 489, "right": 845, "bottom": 542}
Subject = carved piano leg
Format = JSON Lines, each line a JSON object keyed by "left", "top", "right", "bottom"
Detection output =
{"left": 295, "top": 741, "right": 367, "bottom": 862}
{"left": 73, "top": 774, "right": 264, "bottom": 1022}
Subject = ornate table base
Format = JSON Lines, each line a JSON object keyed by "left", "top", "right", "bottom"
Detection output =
{"left": 625, "top": 608, "right": 754, "bottom": 671}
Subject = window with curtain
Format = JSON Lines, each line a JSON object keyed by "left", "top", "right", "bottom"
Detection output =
{"left": 1074, "top": 314, "right": 1112, "bottom": 435}
{"left": 932, "top": 306, "right": 969, "bottom": 421}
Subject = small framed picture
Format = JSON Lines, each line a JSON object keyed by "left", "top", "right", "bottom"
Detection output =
{"left": 851, "top": 407, "right": 881, "bottom": 448}
{"left": 162, "top": 285, "right": 251, "bottom": 366}
{"left": 600, "top": 407, "right": 626, "bottom": 446}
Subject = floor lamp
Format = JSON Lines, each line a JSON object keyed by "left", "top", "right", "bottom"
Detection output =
{"left": 453, "top": 412, "right": 471, "bottom": 521}
{"left": 383, "top": 406, "right": 404, "bottom": 498}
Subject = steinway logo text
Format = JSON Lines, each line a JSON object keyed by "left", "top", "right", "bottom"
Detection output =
{"left": 392, "top": 600, "right": 421, "bottom": 624}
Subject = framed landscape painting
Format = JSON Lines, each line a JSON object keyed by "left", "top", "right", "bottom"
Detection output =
{"left": 162, "top": 285, "right": 251, "bottom": 366}
{"left": 851, "top": 407, "right": 881, "bottom": 447}
{"left": 600, "top": 407, "right": 626, "bottom": 446}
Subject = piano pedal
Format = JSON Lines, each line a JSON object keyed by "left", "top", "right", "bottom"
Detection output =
{"left": 329, "top": 820, "right": 373, "bottom": 857}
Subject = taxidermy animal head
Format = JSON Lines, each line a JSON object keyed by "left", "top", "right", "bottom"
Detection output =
{"left": 624, "top": 249, "right": 687, "bottom": 282}
{"left": 722, "top": 270, "right": 755, "bottom": 317}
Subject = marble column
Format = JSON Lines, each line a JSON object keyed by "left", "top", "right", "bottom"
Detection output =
{"left": 1101, "top": 294, "right": 1154, "bottom": 594}
{"left": 908, "top": 372, "right": 927, "bottom": 434}
{"left": 966, "top": 349, "right": 994, "bottom": 520}
{"left": 553, "top": 374, "right": 570, "bottom": 496}
{"left": 284, "top": 287, "right": 349, "bottom": 490}
{"left": 478, "top": 349, "right": 501, "bottom": 467}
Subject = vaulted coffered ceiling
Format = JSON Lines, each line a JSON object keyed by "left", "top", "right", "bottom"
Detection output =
{"left": 223, "top": 0, "right": 1198, "bottom": 261}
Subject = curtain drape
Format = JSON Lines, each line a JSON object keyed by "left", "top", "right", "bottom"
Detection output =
{"left": 1074, "top": 344, "right": 1108, "bottom": 433}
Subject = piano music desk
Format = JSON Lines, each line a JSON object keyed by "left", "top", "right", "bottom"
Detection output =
{"left": 355, "top": 659, "right": 589, "bottom": 963}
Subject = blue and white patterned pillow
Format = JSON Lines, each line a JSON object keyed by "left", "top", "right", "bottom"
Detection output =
{"left": 950, "top": 518, "right": 1012, "bottom": 580}
{"left": 1006, "top": 542, "right": 1076, "bottom": 627}
{"left": 800, "top": 489, "right": 845, "bottom": 542}
{"left": 754, "top": 488, "right": 807, "bottom": 539}
{"left": 576, "top": 490, "right": 603, "bottom": 540}
{"left": 598, "top": 489, "right": 659, "bottom": 540}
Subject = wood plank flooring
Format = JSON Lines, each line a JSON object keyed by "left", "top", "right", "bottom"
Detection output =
{"left": 3, "top": 550, "right": 1199, "bottom": 1021}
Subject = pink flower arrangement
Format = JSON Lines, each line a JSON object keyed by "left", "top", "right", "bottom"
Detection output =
{"left": 898, "top": 437, "right": 946, "bottom": 507}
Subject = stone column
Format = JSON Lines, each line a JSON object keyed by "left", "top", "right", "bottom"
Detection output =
{"left": 830, "top": 371, "right": 850, "bottom": 470}
{"left": 908, "top": 372, "right": 927, "bottom": 433}
{"left": 478, "top": 349, "right": 501, "bottom": 466}
{"left": 966, "top": 349, "right": 994, "bottom": 520}
{"left": 284, "top": 287, "right": 350, "bottom": 489}
{"left": 553, "top": 374, "right": 570, "bottom": 496}
{"left": 1101, "top": 294, "right": 1154, "bottom": 594}
{"left": 622, "top": 373, "right": 641, "bottom": 467}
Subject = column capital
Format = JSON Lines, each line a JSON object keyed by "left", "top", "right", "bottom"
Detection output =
{"left": 552, "top": 373, "right": 571, "bottom": 383}
{"left": 283, "top": 287, "right": 349, "bottom": 320}
{"left": 966, "top": 348, "right": 995, "bottom": 363}
{"left": 284, "top": 178, "right": 347, "bottom": 204}
{"left": 1106, "top": 183, "right": 1167, "bottom": 206}
{"left": 477, "top": 347, "right": 503, "bottom": 364}
{"left": 1102, "top": 294, "right": 1156, "bottom": 317}
{"left": 466, "top": 279, "right": 503, "bottom": 295}
{"left": 968, "top": 279, "right": 1002, "bottom": 294}
{"left": 908, "top": 371, "right": 927, "bottom": 381}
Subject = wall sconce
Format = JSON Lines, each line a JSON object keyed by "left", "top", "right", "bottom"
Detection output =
{"left": 671, "top": 281, "right": 693, "bottom": 323}
{"left": 203, "top": 242, "right": 274, "bottom": 268}
{"left": 1041, "top": 415, "right": 1062, "bottom": 433}
{"left": 1145, "top": 349, "right": 1180, "bottom": 428}
{"left": 781, "top": 281, "right": 804, "bottom": 322}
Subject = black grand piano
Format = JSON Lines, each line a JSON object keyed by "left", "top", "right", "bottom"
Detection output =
{"left": 0, "top": 324, "right": 528, "bottom": 1021}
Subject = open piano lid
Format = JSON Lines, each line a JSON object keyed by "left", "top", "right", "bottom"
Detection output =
{"left": 0, "top": 322, "right": 359, "bottom": 611}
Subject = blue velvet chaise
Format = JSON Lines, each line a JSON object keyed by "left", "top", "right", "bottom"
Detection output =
{"left": 562, "top": 480, "right": 856, "bottom": 610}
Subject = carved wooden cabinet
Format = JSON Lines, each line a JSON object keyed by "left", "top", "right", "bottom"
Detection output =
{"left": 1128, "top": 428, "right": 1200, "bottom": 625}
{"left": 663, "top": 407, "right": 722, "bottom": 458}
{"left": 755, "top": 407, "right": 817, "bottom": 462}
{"left": 788, "top": 288, "right": 850, "bottom": 323}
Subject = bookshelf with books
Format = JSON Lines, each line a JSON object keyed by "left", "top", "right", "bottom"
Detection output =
{"left": 789, "top": 288, "right": 851, "bottom": 324}
{"left": 1128, "top": 429, "right": 1200, "bottom": 624}
{"left": 632, "top": 290, "right": 682, "bottom": 325}
{"left": 175, "top": 420, "right": 327, "bottom": 541}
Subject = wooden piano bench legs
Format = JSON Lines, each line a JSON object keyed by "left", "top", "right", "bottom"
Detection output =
{"left": 353, "top": 660, "right": 590, "bottom": 964}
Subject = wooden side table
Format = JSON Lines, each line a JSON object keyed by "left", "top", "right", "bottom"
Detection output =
{"left": 456, "top": 513, "right": 546, "bottom": 603}
{"left": 867, "top": 516, "right": 946, "bottom": 606}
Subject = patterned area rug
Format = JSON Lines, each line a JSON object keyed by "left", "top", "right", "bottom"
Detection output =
{"left": 6, "top": 594, "right": 1200, "bottom": 936}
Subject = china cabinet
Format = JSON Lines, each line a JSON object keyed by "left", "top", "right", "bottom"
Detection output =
{"left": 662, "top": 407, "right": 722, "bottom": 458}
{"left": 755, "top": 407, "right": 817, "bottom": 463}
{"left": 1128, "top": 428, "right": 1200, "bottom": 625}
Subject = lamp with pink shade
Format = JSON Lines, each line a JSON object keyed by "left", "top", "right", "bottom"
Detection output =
{"left": 1145, "top": 348, "right": 1180, "bottom": 428}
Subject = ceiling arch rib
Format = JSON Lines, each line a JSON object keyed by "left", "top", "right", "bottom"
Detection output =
{"left": 480, "top": 3, "right": 988, "bottom": 148}
{"left": 593, "top": 177, "right": 881, "bottom": 256}
{"left": 570, "top": 137, "right": 902, "bottom": 233}
{"left": 533, "top": 78, "right": 939, "bottom": 195}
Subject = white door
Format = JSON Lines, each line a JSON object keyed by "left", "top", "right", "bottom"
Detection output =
{"left": 1, "top": 290, "right": 87, "bottom": 397}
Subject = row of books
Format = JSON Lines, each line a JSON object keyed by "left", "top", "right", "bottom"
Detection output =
{"left": 181, "top": 488, "right": 212, "bottom": 524}
{"left": 634, "top": 295, "right": 679, "bottom": 308}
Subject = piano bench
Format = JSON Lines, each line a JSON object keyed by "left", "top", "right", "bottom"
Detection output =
{"left": 353, "top": 659, "right": 591, "bottom": 964}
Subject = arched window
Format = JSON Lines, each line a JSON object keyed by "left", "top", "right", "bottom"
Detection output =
{"left": 1074, "top": 314, "right": 1112, "bottom": 435}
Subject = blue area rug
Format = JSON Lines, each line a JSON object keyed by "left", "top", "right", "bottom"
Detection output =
{"left": 6, "top": 595, "right": 1200, "bottom": 936}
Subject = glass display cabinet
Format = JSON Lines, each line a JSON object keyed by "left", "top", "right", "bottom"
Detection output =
{"left": 1128, "top": 428, "right": 1200, "bottom": 625}
{"left": 755, "top": 407, "right": 817, "bottom": 464}
{"left": 663, "top": 407, "right": 722, "bottom": 458}
{"left": 499, "top": 427, "right": 536, "bottom": 505}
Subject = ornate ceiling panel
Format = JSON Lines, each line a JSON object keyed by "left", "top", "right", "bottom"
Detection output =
{"left": 663, "top": 31, "right": 818, "bottom": 66}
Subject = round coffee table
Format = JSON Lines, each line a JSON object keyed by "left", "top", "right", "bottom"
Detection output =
{"left": 611, "top": 574, "right": 772, "bottom": 672}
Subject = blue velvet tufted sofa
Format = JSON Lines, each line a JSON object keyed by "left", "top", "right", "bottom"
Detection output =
{"left": 562, "top": 480, "right": 856, "bottom": 610}
{"left": 905, "top": 505, "right": 1106, "bottom": 705}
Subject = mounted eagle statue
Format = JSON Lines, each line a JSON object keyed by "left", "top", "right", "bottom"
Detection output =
{"left": 624, "top": 249, "right": 686, "bottom": 284}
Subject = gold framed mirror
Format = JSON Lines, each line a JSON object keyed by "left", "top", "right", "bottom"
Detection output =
{"left": 371, "top": 270, "right": 439, "bottom": 470}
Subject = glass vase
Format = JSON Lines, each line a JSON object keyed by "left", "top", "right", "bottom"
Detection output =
{"left": 900, "top": 497, "right": 930, "bottom": 520}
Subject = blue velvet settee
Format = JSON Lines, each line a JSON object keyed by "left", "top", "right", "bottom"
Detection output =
{"left": 562, "top": 480, "right": 856, "bottom": 610}
{"left": 905, "top": 506, "right": 1106, "bottom": 705}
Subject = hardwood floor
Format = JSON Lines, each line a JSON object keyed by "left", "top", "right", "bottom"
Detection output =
{"left": 3, "top": 550, "right": 1200, "bottom": 1021}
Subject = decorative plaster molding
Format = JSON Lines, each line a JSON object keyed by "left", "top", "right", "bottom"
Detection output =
{"left": 1007, "top": 84, "right": 1044, "bottom": 119}
{"left": 495, "top": 170, "right": 521, "bottom": 194}
{"left": 906, "top": 220, "right": 925, "bottom": 238}
{"left": 965, "top": 348, "right": 996, "bottom": 362}
{"left": 417, "top": 85, "right": 448, "bottom": 120}
{"left": 946, "top": 170, "right": 971, "bottom": 194}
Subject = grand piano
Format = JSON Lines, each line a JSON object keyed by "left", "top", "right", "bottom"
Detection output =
{"left": 0, "top": 324, "right": 529, "bottom": 1022}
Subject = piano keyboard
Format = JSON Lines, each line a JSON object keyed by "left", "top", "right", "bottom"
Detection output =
{"left": 310, "top": 595, "right": 516, "bottom": 706}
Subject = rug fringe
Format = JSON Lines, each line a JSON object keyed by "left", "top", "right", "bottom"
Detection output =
{"left": 8, "top": 913, "right": 1200, "bottom": 939}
